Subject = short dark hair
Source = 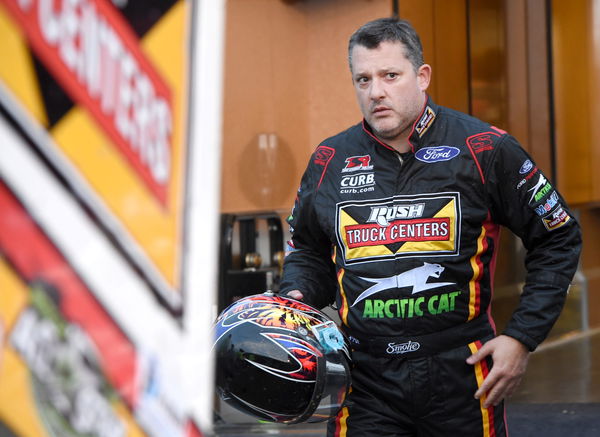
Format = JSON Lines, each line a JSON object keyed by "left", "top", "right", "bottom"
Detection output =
{"left": 348, "top": 17, "right": 424, "bottom": 72}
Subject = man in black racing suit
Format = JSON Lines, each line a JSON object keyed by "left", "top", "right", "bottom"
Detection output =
{"left": 279, "top": 17, "right": 582, "bottom": 437}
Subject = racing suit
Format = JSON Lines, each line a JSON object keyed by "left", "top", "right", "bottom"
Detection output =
{"left": 280, "top": 97, "right": 582, "bottom": 436}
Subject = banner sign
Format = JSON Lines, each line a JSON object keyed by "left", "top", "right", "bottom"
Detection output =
{"left": 0, "top": 0, "right": 225, "bottom": 435}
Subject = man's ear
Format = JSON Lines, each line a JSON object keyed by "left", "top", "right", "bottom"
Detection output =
{"left": 417, "top": 64, "right": 432, "bottom": 91}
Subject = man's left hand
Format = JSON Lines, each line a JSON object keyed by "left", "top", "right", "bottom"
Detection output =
{"left": 466, "top": 335, "right": 530, "bottom": 408}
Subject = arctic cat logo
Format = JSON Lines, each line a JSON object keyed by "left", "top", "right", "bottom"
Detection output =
{"left": 336, "top": 193, "right": 461, "bottom": 264}
{"left": 367, "top": 203, "right": 425, "bottom": 226}
{"left": 353, "top": 263, "right": 455, "bottom": 307}
{"left": 362, "top": 291, "right": 462, "bottom": 319}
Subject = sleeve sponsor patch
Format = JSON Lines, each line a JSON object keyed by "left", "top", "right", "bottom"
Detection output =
{"left": 534, "top": 191, "right": 560, "bottom": 216}
{"left": 313, "top": 145, "right": 335, "bottom": 166}
{"left": 542, "top": 206, "right": 571, "bottom": 231}
{"left": 466, "top": 131, "right": 501, "bottom": 154}
{"left": 313, "top": 145, "right": 335, "bottom": 189}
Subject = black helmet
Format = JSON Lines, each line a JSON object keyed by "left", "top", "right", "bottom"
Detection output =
{"left": 214, "top": 292, "right": 351, "bottom": 424}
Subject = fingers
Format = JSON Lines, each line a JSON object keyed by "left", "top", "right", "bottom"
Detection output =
{"left": 466, "top": 342, "right": 491, "bottom": 365}
{"left": 474, "top": 365, "right": 501, "bottom": 401}
{"left": 472, "top": 356, "right": 526, "bottom": 407}
{"left": 479, "top": 369, "right": 523, "bottom": 408}
{"left": 285, "top": 290, "right": 304, "bottom": 300}
{"left": 467, "top": 336, "right": 528, "bottom": 407}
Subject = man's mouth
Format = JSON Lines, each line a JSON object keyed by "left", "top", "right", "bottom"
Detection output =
{"left": 372, "top": 106, "right": 391, "bottom": 115}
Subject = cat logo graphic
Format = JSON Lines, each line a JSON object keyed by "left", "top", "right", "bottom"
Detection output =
{"left": 352, "top": 263, "right": 455, "bottom": 306}
{"left": 335, "top": 192, "right": 461, "bottom": 264}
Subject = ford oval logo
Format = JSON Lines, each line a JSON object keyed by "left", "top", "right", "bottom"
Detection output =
{"left": 415, "top": 146, "right": 460, "bottom": 163}
{"left": 519, "top": 159, "right": 533, "bottom": 174}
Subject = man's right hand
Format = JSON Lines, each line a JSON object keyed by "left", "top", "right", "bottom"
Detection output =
{"left": 285, "top": 290, "right": 304, "bottom": 300}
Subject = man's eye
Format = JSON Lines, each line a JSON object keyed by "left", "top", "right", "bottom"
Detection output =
{"left": 387, "top": 73, "right": 398, "bottom": 79}
{"left": 357, "top": 77, "right": 369, "bottom": 84}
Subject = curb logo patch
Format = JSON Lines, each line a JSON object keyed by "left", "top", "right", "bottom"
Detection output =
{"left": 336, "top": 193, "right": 461, "bottom": 264}
{"left": 340, "top": 173, "right": 376, "bottom": 194}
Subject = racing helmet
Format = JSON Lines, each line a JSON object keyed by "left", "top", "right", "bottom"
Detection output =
{"left": 214, "top": 292, "right": 351, "bottom": 424}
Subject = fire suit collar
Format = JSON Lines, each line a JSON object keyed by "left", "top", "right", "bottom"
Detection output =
{"left": 361, "top": 119, "right": 396, "bottom": 152}
{"left": 407, "top": 95, "right": 438, "bottom": 153}
{"left": 361, "top": 95, "right": 439, "bottom": 154}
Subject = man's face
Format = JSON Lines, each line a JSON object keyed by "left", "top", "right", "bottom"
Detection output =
{"left": 351, "top": 41, "right": 430, "bottom": 148}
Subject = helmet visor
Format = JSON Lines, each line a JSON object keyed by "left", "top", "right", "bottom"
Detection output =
{"left": 295, "top": 354, "right": 351, "bottom": 424}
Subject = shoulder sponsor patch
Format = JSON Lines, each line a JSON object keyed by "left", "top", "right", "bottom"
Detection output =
{"left": 415, "top": 106, "right": 436, "bottom": 137}
{"left": 335, "top": 192, "right": 461, "bottom": 265}
{"left": 342, "top": 155, "right": 373, "bottom": 173}
{"left": 313, "top": 145, "right": 335, "bottom": 166}
{"left": 415, "top": 146, "right": 460, "bottom": 163}
{"left": 313, "top": 145, "right": 335, "bottom": 188}
{"left": 466, "top": 131, "right": 501, "bottom": 154}
{"left": 519, "top": 160, "right": 534, "bottom": 174}
{"left": 543, "top": 206, "right": 571, "bottom": 231}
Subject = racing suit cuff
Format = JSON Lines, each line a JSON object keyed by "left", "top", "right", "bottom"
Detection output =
{"left": 525, "top": 270, "right": 573, "bottom": 290}
{"left": 501, "top": 328, "right": 538, "bottom": 352}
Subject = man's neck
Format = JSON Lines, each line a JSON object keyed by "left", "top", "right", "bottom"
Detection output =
{"left": 384, "top": 136, "right": 412, "bottom": 154}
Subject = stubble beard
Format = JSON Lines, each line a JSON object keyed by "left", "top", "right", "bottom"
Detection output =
{"left": 370, "top": 117, "right": 412, "bottom": 144}
{"left": 371, "top": 102, "right": 423, "bottom": 145}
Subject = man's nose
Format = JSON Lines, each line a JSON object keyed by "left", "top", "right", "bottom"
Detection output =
{"left": 369, "top": 78, "right": 385, "bottom": 101}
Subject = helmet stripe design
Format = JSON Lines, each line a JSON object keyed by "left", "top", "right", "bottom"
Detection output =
{"left": 245, "top": 332, "right": 322, "bottom": 383}
{"left": 215, "top": 302, "right": 324, "bottom": 342}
